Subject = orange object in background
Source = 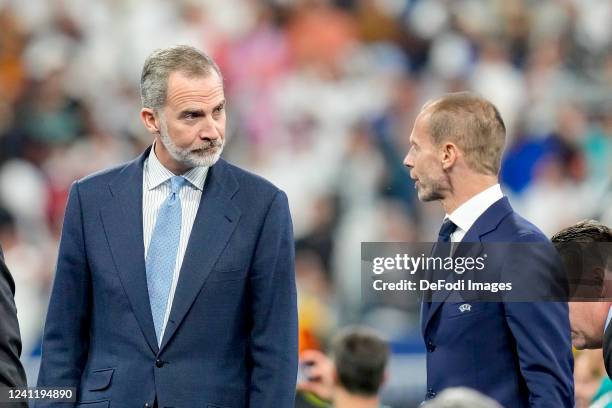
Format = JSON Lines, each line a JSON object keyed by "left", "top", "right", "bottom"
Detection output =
{"left": 299, "top": 326, "right": 321, "bottom": 355}
{"left": 286, "top": 1, "right": 358, "bottom": 71}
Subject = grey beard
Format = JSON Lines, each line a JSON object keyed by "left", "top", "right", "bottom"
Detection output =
{"left": 159, "top": 125, "right": 224, "bottom": 169}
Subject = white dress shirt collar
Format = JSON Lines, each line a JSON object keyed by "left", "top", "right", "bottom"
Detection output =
{"left": 446, "top": 184, "right": 504, "bottom": 235}
{"left": 145, "top": 143, "right": 208, "bottom": 192}
{"left": 605, "top": 305, "right": 612, "bottom": 334}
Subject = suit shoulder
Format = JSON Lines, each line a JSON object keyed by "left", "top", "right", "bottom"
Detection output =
{"left": 221, "top": 160, "right": 282, "bottom": 198}
{"left": 498, "top": 210, "right": 549, "bottom": 243}
{"left": 74, "top": 160, "right": 134, "bottom": 191}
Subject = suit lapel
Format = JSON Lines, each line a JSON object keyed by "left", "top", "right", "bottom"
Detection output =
{"left": 423, "top": 197, "right": 513, "bottom": 333}
{"left": 100, "top": 147, "right": 159, "bottom": 354}
{"left": 159, "top": 159, "right": 241, "bottom": 351}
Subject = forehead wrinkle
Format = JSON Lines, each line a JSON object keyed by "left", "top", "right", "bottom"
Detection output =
{"left": 168, "top": 87, "right": 225, "bottom": 109}
{"left": 165, "top": 71, "right": 224, "bottom": 108}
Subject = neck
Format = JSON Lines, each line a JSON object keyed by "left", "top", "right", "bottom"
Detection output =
{"left": 333, "top": 388, "right": 380, "bottom": 408}
{"left": 440, "top": 174, "right": 498, "bottom": 214}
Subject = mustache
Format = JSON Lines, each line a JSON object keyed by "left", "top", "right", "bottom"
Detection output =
{"left": 194, "top": 139, "right": 223, "bottom": 150}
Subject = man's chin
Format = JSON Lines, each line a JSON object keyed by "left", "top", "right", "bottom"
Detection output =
{"left": 417, "top": 188, "right": 437, "bottom": 202}
{"left": 571, "top": 334, "right": 587, "bottom": 350}
{"left": 189, "top": 149, "right": 222, "bottom": 167}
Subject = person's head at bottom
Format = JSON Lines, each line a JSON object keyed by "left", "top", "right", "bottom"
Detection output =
{"left": 421, "top": 387, "right": 503, "bottom": 408}
{"left": 331, "top": 326, "right": 389, "bottom": 407}
{"left": 298, "top": 326, "right": 389, "bottom": 408}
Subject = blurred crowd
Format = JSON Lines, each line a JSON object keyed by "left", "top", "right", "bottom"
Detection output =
{"left": 0, "top": 0, "right": 610, "bottom": 406}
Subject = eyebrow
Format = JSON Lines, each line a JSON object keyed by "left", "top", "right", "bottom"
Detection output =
{"left": 179, "top": 109, "right": 205, "bottom": 117}
{"left": 179, "top": 101, "right": 226, "bottom": 117}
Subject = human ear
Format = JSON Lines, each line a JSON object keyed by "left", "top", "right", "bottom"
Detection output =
{"left": 140, "top": 108, "right": 161, "bottom": 135}
{"left": 441, "top": 142, "right": 458, "bottom": 170}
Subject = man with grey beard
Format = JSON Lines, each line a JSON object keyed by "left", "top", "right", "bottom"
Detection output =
{"left": 36, "top": 45, "right": 298, "bottom": 408}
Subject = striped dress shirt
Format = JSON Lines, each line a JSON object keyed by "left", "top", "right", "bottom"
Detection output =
{"left": 142, "top": 145, "right": 209, "bottom": 344}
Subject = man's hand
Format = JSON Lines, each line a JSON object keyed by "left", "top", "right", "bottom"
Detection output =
{"left": 296, "top": 349, "right": 335, "bottom": 402}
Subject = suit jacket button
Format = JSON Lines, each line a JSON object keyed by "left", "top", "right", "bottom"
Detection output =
{"left": 155, "top": 359, "right": 164, "bottom": 368}
{"left": 427, "top": 341, "right": 436, "bottom": 352}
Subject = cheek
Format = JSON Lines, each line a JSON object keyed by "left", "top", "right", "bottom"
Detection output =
{"left": 215, "top": 116, "right": 226, "bottom": 137}
{"left": 418, "top": 156, "right": 437, "bottom": 176}
{"left": 570, "top": 306, "right": 590, "bottom": 333}
{"left": 568, "top": 304, "right": 580, "bottom": 321}
{"left": 168, "top": 123, "right": 198, "bottom": 145}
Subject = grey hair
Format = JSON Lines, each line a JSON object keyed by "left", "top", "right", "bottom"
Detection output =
{"left": 140, "top": 45, "right": 222, "bottom": 110}
{"left": 422, "top": 387, "right": 503, "bottom": 408}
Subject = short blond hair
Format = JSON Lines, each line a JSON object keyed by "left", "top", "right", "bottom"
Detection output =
{"left": 423, "top": 92, "right": 506, "bottom": 175}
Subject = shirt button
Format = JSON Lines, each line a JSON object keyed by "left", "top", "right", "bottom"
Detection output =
{"left": 155, "top": 359, "right": 164, "bottom": 368}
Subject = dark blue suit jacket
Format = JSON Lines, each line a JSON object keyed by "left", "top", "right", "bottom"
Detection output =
{"left": 421, "top": 197, "right": 574, "bottom": 407}
{"left": 36, "top": 148, "right": 298, "bottom": 408}
{"left": 0, "top": 245, "right": 28, "bottom": 406}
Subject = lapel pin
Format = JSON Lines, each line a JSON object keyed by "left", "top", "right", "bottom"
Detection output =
{"left": 459, "top": 303, "right": 472, "bottom": 313}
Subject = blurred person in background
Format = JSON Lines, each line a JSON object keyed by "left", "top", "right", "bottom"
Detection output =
{"left": 551, "top": 221, "right": 612, "bottom": 371}
{"left": 574, "top": 349, "right": 612, "bottom": 408}
{"left": 0, "top": 205, "right": 48, "bottom": 385}
{"left": 0, "top": 241, "right": 27, "bottom": 404}
{"left": 404, "top": 92, "right": 574, "bottom": 406}
{"left": 36, "top": 45, "right": 298, "bottom": 408}
{"left": 297, "top": 326, "right": 390, "bottom": 408}
{"left": 421, "top": 387, "right": 503, "bottom": 408}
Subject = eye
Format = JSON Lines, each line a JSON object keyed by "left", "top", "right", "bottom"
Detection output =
{"left": 182, "top": 112, "right": 198, "bottom": 120}
{"left": 213, "top": 104, "right": 225, "bottom": 114}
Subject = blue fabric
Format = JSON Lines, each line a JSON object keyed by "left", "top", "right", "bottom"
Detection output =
{"left": 437, "top": 218, "right": 457, "bottom": 242}
{"left": 421, "top": 218, "right": 458, "bottom": 321}
{"left": 421, "top": 197, "right": 574, "bottom": 407}
{"left": 36, "top": 147, "right": 298, "bottom": 408}
{"left": 145, "top": 176, "right": 186, "bottom": 342}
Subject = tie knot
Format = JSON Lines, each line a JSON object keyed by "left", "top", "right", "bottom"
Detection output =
{"left": 169, "top": 176, "right": 187, "bottom": 194}
{"left": 438, "top": 218, "right": 457, "bottom": 242}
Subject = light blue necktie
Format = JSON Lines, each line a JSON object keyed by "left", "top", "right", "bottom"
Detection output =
{"left": 146, "top": 176, "right": 187, "bottom": 343}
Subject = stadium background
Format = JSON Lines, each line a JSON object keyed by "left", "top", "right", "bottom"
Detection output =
{"left": 0, "top": 0, "right": 610, "bottom": 406}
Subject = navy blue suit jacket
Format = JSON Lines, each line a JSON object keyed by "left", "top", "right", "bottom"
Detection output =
{"left": 36, "top": 148, "right": 298, "bottom": 408}
{"left": 0, "top": 245, "right": 28, "bottom": 407}
{"left": 421, "top": 197, "right": 574, "bottom": 407}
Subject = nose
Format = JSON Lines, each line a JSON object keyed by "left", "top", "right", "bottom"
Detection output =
{"left": 198, "top": 116, "right": 219, "bottom": 140}
{"left": 403, "top": 151, "right": 413, "bottom": 168}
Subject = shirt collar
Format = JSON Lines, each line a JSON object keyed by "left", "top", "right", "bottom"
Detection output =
{"left": 145, "top": 143, "right": 208, "bottom": 191}
{"left": 446, "top": 184, "right": 504, "bottom": 233}
{"left": 605, "top": 305, "right": 612, "bottom": 334}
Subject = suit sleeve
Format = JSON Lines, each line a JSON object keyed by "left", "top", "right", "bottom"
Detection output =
{"left": 36, "top": 181, "right": 92, "bottom": 406}
{"left": 503, "top": 236, "right": 574, "bottom": 407}
{"left": 0, "top": 245, "right": 28, "bottom": 399}
{"left": 247, "top": 190, "right": 298, "bottom": 408}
